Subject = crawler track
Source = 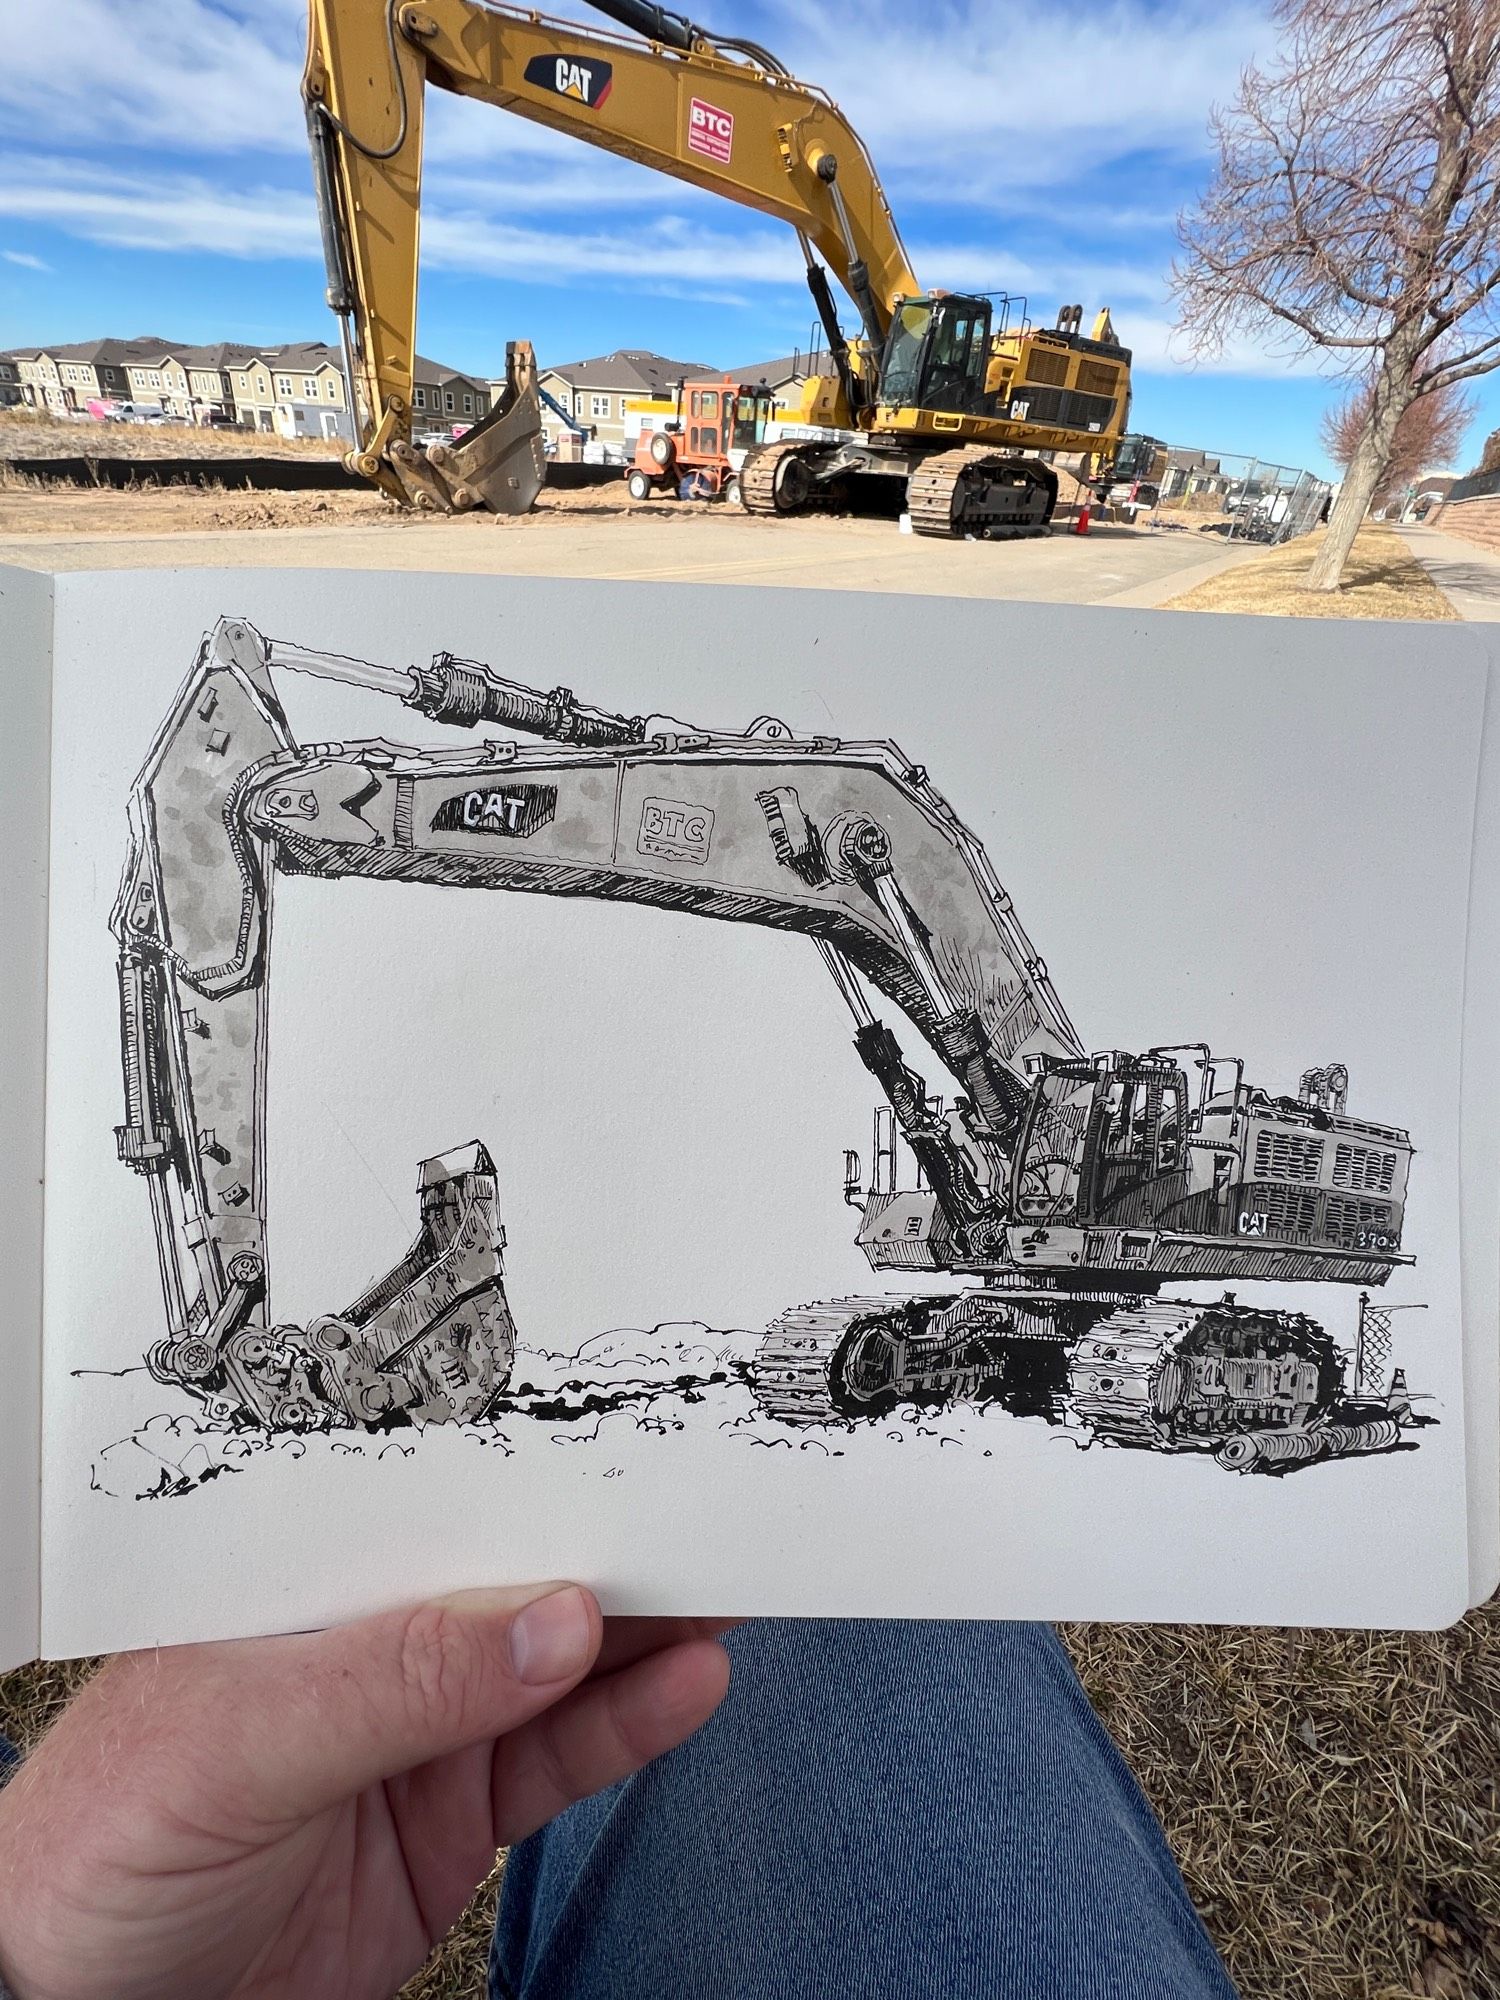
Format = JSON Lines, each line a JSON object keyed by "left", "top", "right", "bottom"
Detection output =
{"left": 906, "top": 448, "right": 1057, "bottom": 540}
{"left": 748, "top": 1297, "right": 891, "bottom": 1422}
{"left": 739, "top": 440, "right": 823, "bottom": 516}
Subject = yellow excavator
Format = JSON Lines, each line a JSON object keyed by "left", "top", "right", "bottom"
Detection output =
{"left": 303, "top": 0, "right": 1135, "bottom": 536}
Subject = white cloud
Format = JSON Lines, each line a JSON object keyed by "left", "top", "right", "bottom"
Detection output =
{"left": 0, "top": 0, "right": 1265, "bottom": 205}
{"left": 0, "top": 0, "right": 305, "bottom": 155}
{"left": 2, "top": 248, "right": 50, "bottom": 270}
{"left": 0, "top": 154, "right": 1323, "bottom": 378}
{"left": 749, "top": 0, "right": 1269, "bottom": 191}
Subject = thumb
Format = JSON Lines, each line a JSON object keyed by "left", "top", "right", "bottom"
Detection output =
{"left": 114, "top": 1583, "right": 604, "bottom": 1824}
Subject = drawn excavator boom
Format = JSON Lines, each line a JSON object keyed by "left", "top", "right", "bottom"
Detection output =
{"left": 114, "top": 621, "right": 1416, "bottom": 1464}
{"left": 305, "top": 0, "right": 1133, "bottom": 534}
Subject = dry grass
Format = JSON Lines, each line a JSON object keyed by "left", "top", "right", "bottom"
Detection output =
{"left": 1161, "top": 523, "right": 1460, "bottom": 620}
{"left": 5, "top": 1597, "right": 1497, "bottom": 1999}
{"left": 0, "top": 406, "right": 340, "bottom": 461}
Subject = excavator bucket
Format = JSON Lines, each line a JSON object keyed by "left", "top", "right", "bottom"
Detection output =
{"left": 427, "top": 338, "right": 546, "bottom": 515}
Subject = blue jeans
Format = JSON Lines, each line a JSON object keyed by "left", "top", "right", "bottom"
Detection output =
{"left": 491, "top": 1620, "right": 1237, "bottom": 1999}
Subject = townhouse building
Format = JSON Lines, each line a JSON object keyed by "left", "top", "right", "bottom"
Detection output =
{"left": 3, "top": 336, "right": 356, "bottom": 439}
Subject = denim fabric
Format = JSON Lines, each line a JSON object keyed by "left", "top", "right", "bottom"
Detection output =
{"left": 0, "top": 1733, "right": 17, "bottom": 1786}
{"left": 490, "top": 1619, "right": 1237, "bottom": 2000}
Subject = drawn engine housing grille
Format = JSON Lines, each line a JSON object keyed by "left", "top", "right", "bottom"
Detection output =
{"left": 1253, "top": 1130, "right": 1323, "bottom": 1183}
{"left": 1257, "top": 1185, "right": 1319, "bottom": 1236}
{"left": 1332, "top": 1143, "right": 1397, "bottom": 1193}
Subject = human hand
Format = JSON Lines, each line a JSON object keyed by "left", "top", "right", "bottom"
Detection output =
{"left": 0, "top": 1586, "right": 731, "bottom": 2000}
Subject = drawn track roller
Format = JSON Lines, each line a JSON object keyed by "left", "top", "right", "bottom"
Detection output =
{"left": 750, "top": 1294, "right": 1005, "bottom": 1424}
{"left": 906, "top": 449, "right": 1058, "bottom": 540}
{"left": 1068, "top": 1297, "right": 1348, "bottom": 1451}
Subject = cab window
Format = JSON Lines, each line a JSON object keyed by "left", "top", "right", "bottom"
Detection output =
{"left": 1155, "top": 1082, "right": 1183, "bottom": 1171}
{"left": 733, "top": 394, "right": 769, "bottom": 449}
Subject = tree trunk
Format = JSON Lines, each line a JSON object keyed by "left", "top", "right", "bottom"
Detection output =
{"left": 1305, "top": 324, "right": 1427, "bottom": 592}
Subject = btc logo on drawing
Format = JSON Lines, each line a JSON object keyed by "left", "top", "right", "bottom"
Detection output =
{"left": 688, "top": 96, "right": 734, "bottom": 162}
{"left": 522, "top": 53, "right": 614, "bottom": 108}
{"left": 638, "top": 796, "right": 715, "bottom": 865}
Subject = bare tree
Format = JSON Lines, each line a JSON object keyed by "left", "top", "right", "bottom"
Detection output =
{"left": 1480, "top": 424, "right": 1500, "bottom": 470}
{"left": 1174, "top": 0, "right": 1500, "bottom": 590}
{"left": 1320, "top": 373, "right": 1475, "bottom": 503}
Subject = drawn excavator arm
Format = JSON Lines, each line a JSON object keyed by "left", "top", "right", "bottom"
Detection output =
{"left": 112, "top": 617, "right": 1082, "bottom": 1423}
{"left": 304, "top": 0, "right": 917, "bottom": 509}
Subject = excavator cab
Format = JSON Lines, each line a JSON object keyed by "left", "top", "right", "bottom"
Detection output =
{"left": 877, "top": 294, "right": 993, "bottom": 415}
{"left": 1011, "top": 1053, "right": 1191, "bottom": 1228}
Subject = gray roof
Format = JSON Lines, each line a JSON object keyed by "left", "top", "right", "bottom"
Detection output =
{"left": 413, "top": 352, "right": 490, "bottom": 393}
{"left": 721, "top": 351, "right": 833, "bottom": 384}
{"left": 539, "top": 349, "right": 719, "bottom": 396}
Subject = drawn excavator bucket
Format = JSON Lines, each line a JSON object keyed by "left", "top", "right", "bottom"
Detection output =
{"left": 143, "top": 1139, "right": 517, "bottom": 1432}
{"left": 422, "top": 339, "right": 546, "bottom": 515}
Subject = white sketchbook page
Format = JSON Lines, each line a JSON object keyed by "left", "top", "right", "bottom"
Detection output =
{"left": 1462, "top": 647, "right": 1500, "bottom": 1605}
{"left": 38, "top": 568, "right": 1484, "bottom": 1651}
{"left": 0, "top": 567, "right": 52, "bottom": 1671}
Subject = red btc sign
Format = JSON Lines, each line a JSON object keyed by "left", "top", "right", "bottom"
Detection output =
{"left": 688, "top": 97, "right": 734, "bottom": 163}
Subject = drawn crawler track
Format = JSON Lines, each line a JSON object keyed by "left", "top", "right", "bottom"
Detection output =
{"left": 750, "top": 1290, "right": 1406, "bottom": 1468}
{"left": 749, "top": 1297, "right": 896, "bottom": 1422}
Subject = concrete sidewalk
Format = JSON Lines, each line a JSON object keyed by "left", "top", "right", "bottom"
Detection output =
{"left": 1396, "top": 524, "right": 1500, "bottom": 621}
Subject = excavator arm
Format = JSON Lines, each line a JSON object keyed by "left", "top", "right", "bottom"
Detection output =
{"left": 303, "top": 0, "right": 918, "bottom": 508}
{"left": 113, "top": 617, "right": 1079, "bottom": 1424}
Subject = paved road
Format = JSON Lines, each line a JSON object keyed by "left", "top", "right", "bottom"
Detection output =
{"left": 1396, "top": 523, "right": 1500, "bottom": 621}
{"left": 0, "top": 508, "right": 1259, "bottom": 608}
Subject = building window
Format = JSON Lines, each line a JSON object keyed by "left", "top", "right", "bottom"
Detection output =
{"left": 414, "top": 387, "right": 426, "bottom": 410}
{"left": 590, "top": 394, "right": 611, "bottom": 419}
{"left": 462, "top": 393, "right": 473, "bottom": 414}
{"left": 237, "top": 374, "right": 247, "bottom": 390}
{"left": 444, "top": 391, "right": 455, "bottom": 413}
{"left": 276, "top": 375, "right": 292, "bottom": 397}
{"left": 303, "top": 377, "right": 317, "bottom": 397}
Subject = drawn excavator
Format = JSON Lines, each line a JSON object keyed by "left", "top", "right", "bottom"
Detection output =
{"left": 114, "top": 620, "right": 1418, "bottom": 1471}
{"left": 304, "top": 0, "right": 1134, "bottom": 535}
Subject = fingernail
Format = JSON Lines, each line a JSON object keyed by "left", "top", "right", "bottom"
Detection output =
{"left": 509, "top": 1585, "right": 594, "bottom": 1685}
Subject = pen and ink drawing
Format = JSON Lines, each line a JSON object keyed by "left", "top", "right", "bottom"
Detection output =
{"left": 100, "top": 615, "right": 1430, "bottom": 1492}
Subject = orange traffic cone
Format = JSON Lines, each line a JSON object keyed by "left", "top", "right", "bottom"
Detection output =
{"left": 1074, "top": 502, "right": 1091, "bottom": 535}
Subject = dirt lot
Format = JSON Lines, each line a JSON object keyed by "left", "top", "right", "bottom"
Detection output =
{"left": 0, "top": 407, "right": 340, "bottom": 461}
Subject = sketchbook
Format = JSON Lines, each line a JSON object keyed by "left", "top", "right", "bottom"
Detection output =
{"left": 3, "top": 562, "right": 1498, "bottom": 1664}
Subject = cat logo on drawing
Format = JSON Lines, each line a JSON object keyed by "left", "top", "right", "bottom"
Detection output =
{"left": 523, "top": 52, "right": 614, "bottom": 108}
{"left": 638, "top": 797, "right": 715, "bottom": 865}
{"left": 431, "top": 784, "right": 558, "bottom": 837}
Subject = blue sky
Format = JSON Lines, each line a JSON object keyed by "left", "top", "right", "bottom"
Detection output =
{"left": 2, "top": 0, "right": 1496, "bottom": 479}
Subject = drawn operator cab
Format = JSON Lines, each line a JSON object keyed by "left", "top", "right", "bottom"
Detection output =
{"left": 1007, "top": 1049, "right": 1412, "bottom": 1284}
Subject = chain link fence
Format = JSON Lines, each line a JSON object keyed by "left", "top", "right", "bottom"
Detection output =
{"left": 1102, "top": 449, "right": 1332, "bottom": 546}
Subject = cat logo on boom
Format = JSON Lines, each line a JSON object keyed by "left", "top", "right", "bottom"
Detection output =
{"left": 523, "top": 52, "right": 613, "bottom": 108}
